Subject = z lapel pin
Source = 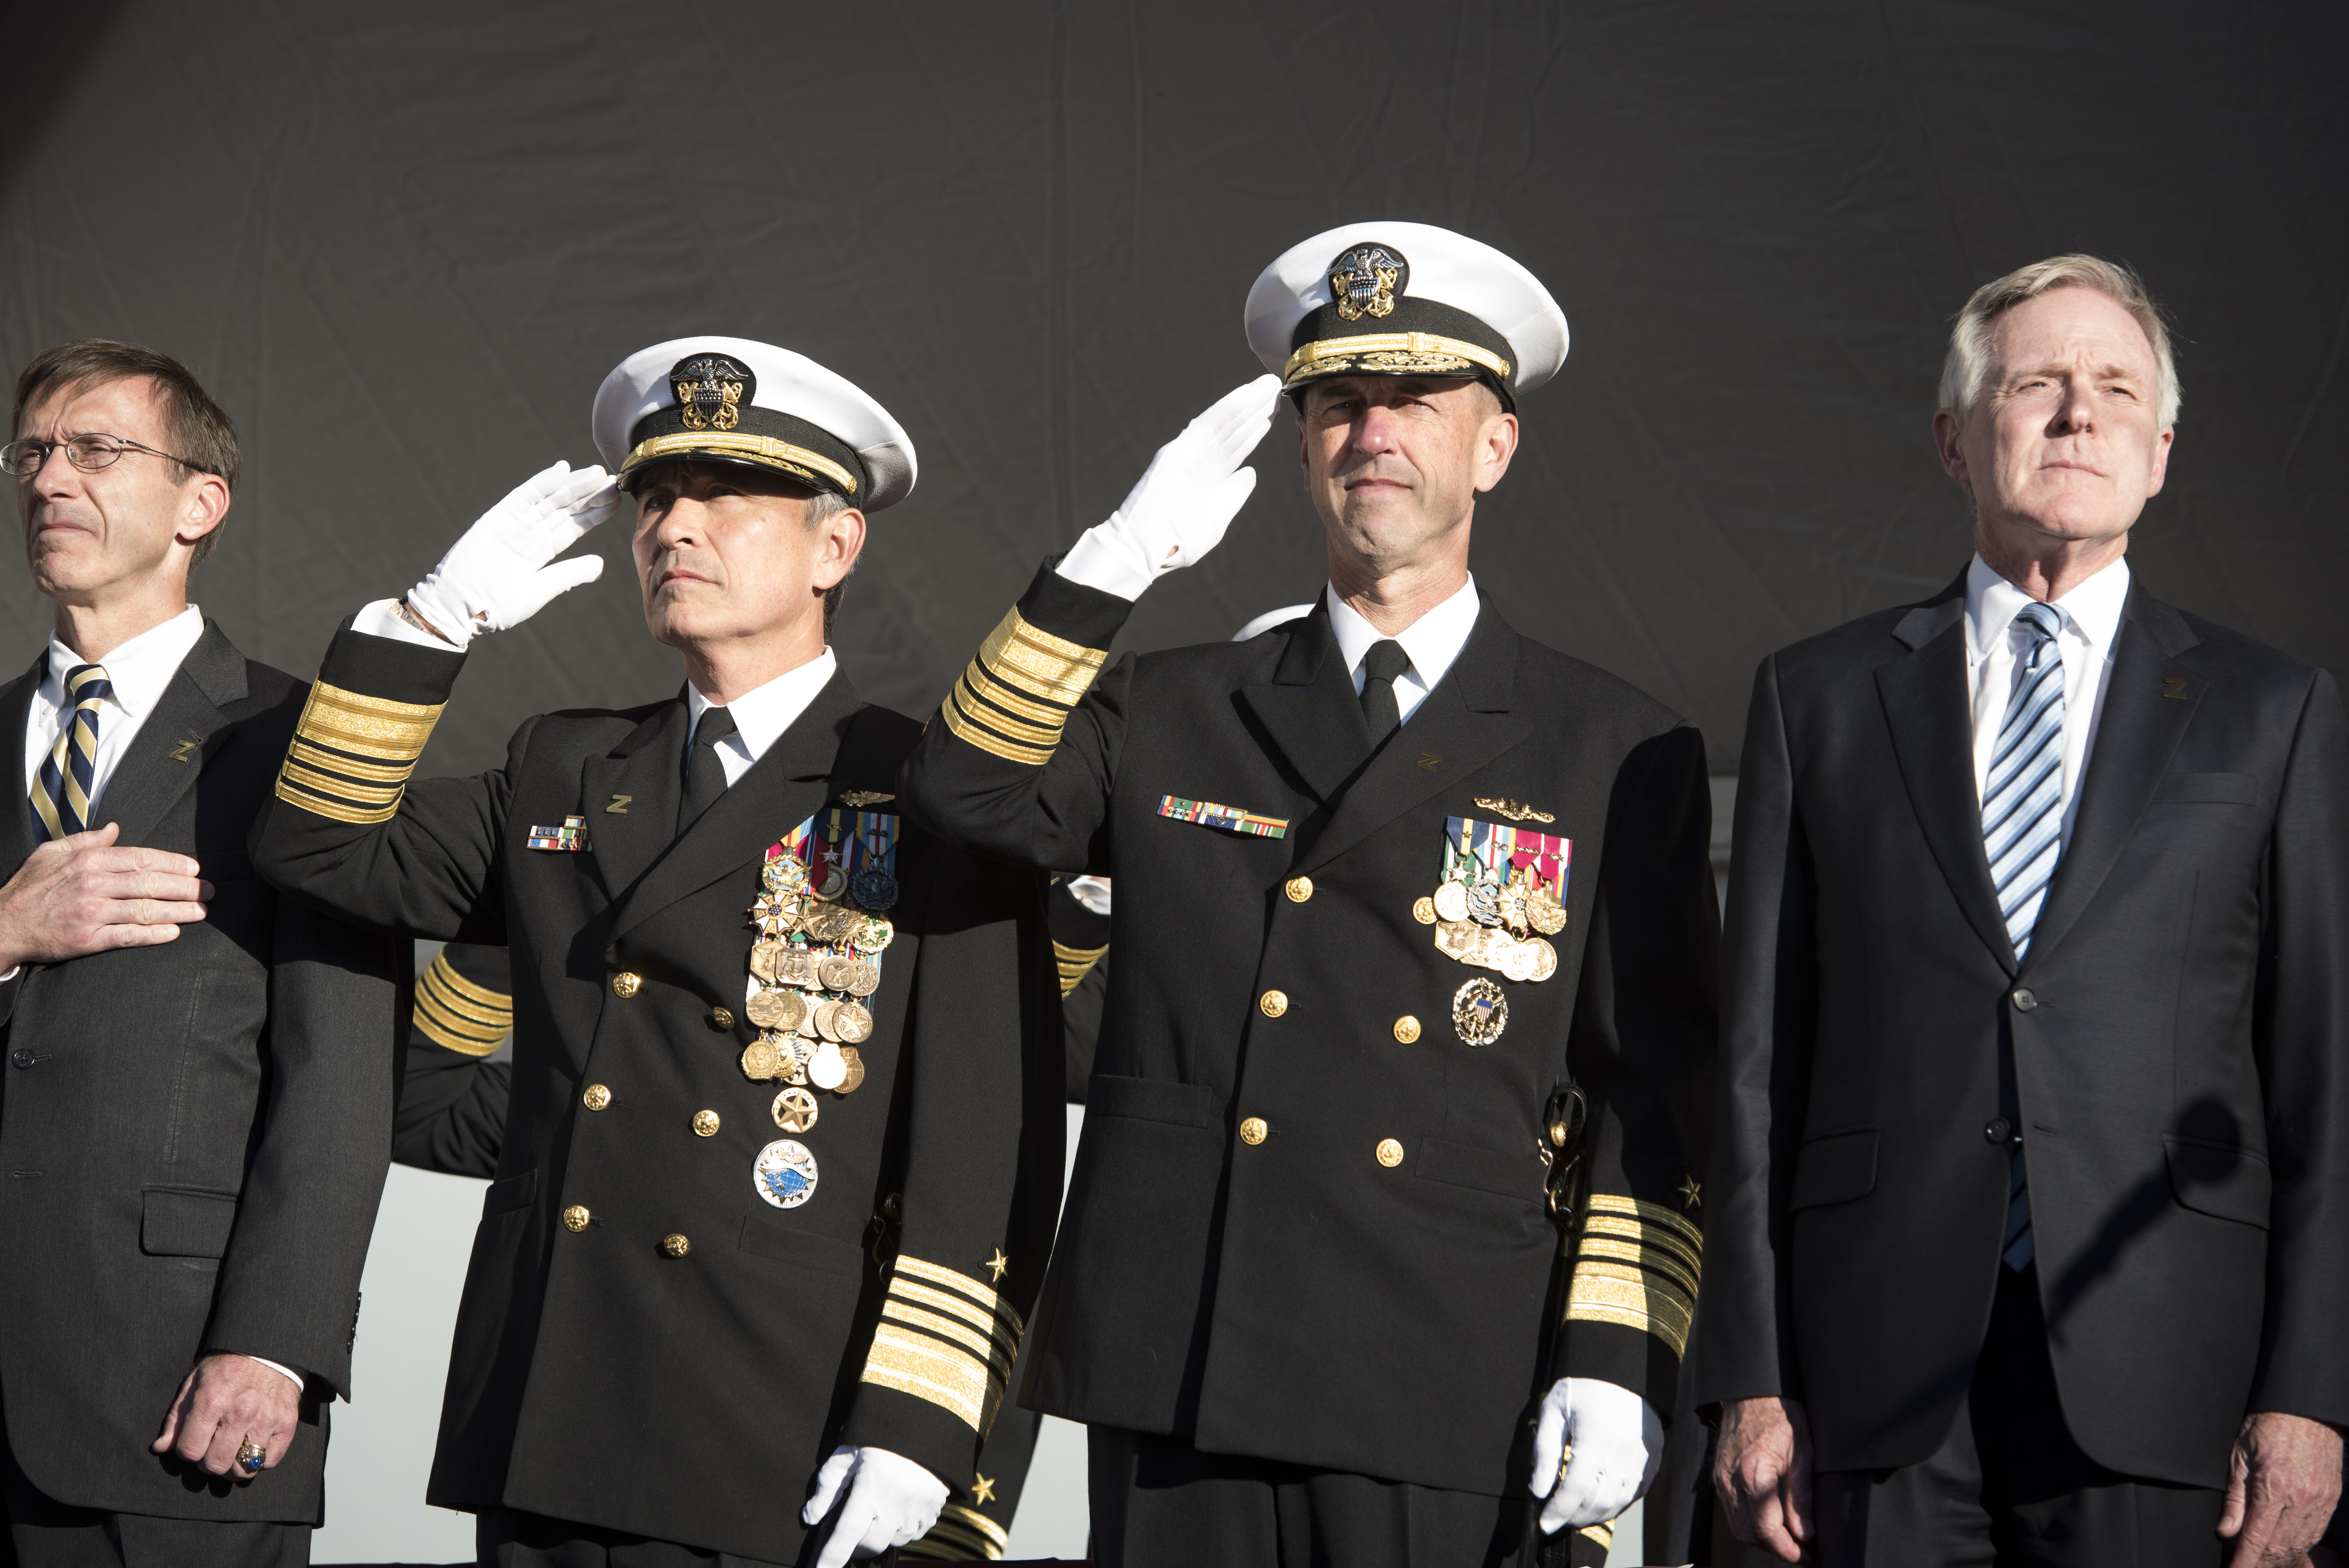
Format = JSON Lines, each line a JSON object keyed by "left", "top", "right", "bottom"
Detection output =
{"left": 606, "top": 794, "right": 633, "bottom": 814}
{"left": 1417, "top": 751, "right": 1442, "bottom": 772}
{"left": 2162, "top": 678, "right": 2189, "bottom": 700}
{"left": 169, "top": 739, "right": 200, "bottom": 763}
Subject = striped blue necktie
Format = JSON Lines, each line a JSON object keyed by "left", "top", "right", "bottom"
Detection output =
{"left": 1982, "top": 601, "right": 2065, "bottom": 1271}
{"left": 31, "top": 663, "right": 114, "bottom": 841}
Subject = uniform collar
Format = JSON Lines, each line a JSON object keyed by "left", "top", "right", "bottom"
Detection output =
{"left": 686, "top": 647, "right": 839, "bottom": 763}
{"left": 42, "top": 604, "right": 206, "bottom": 720}
{"left": 1966, "top": 551, "right": 2130, "bottom": 661}
{"left": 1324, "top": 573, "right": 1481, "bottom": 690}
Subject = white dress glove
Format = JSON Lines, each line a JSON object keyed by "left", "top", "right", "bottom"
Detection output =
{"left": 1055, "top": 374, "right": 1283, "bottom": 600}
{"left": 402, "top": 460, "right": 622, "bottom": 645}
{"left": 802, "top": 1443, "right": 949, "bottom": 1566}
{"left": 1529, "top": 1375, "right": 1666, "bottom": 1533}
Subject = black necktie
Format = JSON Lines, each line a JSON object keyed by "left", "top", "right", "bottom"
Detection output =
{"left": 1359, "top": 640, "right": 1412, "bottom": 748}
{"left": 678, "top": 705, "right": 739, "bottom": 835}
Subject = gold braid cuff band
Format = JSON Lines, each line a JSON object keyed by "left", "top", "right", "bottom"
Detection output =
{"left": 861, "top": 1255, "right": 1025, "bottom": 1434}
{"left": 904, "top": 1504, "right": 1011, "bottom": 1561}
{"left": 620, "top": 432, "right": 859, "bottom": 495}
{"left": 940, "top": 608, "right": 1108, "bottom": 765}
{"left": 414, "top": 952, "right": 513, "bottom": 1056}
{"left": 1282, "top": 330, "right": 1512, "bottom": 387}
{"left": 1054, "top": 940, "right": 1107, "bottom": 996}
{"left": 274, "top": 681, "right": 444, "bottom": 825}
{"left": 1562, "top": 1193, "right": 1702, "bottom": 1358}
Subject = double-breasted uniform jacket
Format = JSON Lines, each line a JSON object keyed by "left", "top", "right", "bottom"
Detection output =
{"left": 1693, "top": 573, "right": 2349, "bottom": 1486}
{"left": 0, "top": 622, "right": 398, "bottom": 1522}
{"left": 249, "top": 626, "right": 1064, "bottom": 1560}
{"left": 897, "top": 561, "right": 1720, "bottom": 1498}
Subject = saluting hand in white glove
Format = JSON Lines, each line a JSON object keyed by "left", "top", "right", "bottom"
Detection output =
{"left": 402, "top": 460, "right": 622, "bottom": 645}
{"left": 1529, "top": 1376, "right": 1666, "bottom": 1535}
{"left": 803, "top": 1443, "right": 948, "bottom": 1566}
{"left": 1056, "top": 373, "right": 1284, "bottom": 601}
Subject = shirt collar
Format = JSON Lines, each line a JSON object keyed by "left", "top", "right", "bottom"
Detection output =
{"left": 1966, "top": 552, "right": 2130, "bottom": 661}
{"left": 42, "top": 605, "right": 206, "bottom": 720}
{"left": 1324, "top": 573, "right": 1481, "bottom": 689}
{"left": 686, "top": 648, "right": 839, "bottom": 765}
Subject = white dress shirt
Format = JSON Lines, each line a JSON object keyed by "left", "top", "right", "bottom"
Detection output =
{"left": 1324, "top": 574, "right": 1481, "bottom": 726}
{"left": 685, "top": 651, "right": 839, "bottom": 784}
{"left": 20, "top": 604, "right": 206, "bottom": 808}
{"left": 1964, "top": 552, "right": 2131, "bottom": 847}
{"left": 14, "top": 605, "right": 306, "bottom": 1392}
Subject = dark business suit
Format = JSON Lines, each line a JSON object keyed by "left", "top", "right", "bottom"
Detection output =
{"left": 0, "top": 622, "right": 399, "bottom": 1563}
{"left": 1696, "top": 572, "right": 2349, "bottom": 1559}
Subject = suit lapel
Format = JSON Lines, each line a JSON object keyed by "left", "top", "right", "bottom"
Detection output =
{"left": 2021, "top": 588, "right": 2202, "bottom": 968}
{"left": 579, "top": 700, "right": 689, "bottom": 903}
{"left": 89, "top": 622, "right": 246, "bottom": 849}
{"left": 606, "top": 671, "right": 867, "bottom": 943}
{"left": 1237, "top": 606, "right": 1370, "bottom": 806}
{"left": 1875, "top": 587, "right": 2018, "bottom": 976}
{"left": 0, "top": 654, "right": 43, "bottom": 874}
{"left": 1294, "top": 605, "right": 1533, "bottom": 877}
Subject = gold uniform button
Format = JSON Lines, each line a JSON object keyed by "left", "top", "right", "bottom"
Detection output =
{"left": 1393, "top": 1015, "right": 1421, "bottom": 1044}
{"left": 611, "top": 971, "right": 642, "bottom": 999}
{"left": 1376, "top": 1138, "right": 1406, "bottom": 1168}
{"left": 562, "top": 1205, "right": 590, "bottom": 1231}
{"left": 1238, "top": 1117, "right": 1269, "bottom": 1145}
{"left": 692, "top": 1109, "right": 721, "bottom": 1137}
{"left": 582, "top": 1084, "right": 612, "bottom": 1111}
{"left": 710, "top": 1005, "right": 735, "bottom": 1030}
{"left": 1259, "top": 989, "right": 1289, "bottom": 1018}
{"left": 1285, "top": 876, "right": 1314, "bottom": 903}
{"left": 661, "top": 1233, "right": 691, "bottom": 1257}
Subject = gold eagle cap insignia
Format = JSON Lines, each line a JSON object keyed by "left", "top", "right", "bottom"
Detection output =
{"left": 1328, "top": 242, "right": 1408, "bottom": 322}
{"left": 669, "top": 353, "right": 748, "bottom": 433}
{"left": 1475, "top": 796, "right": 1555, "bottom": 824}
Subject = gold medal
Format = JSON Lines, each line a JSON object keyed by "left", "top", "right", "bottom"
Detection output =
{"left": 772, "top": 1086, "right": 819, "bottom": 1133}
{"left": 809, "top": 905, "right": 859, "bottom": 944}
{"left": 812, "top": 999, "right": 842, "bottom": 1042}
{"left": 816, "top": 865, "right": 849, "bottom": 902}
{"left": 1499, "top": 938, "right": 1539, "bottom": 984}
{"left": 763, "top": 857, "right": 809, "bottom": 894}
{"left": 1434, "top": 919, "right": 1482, "bottom": 964}
{"left": 838, "top": 1046, "right": 866, "bottom": 1094}
{"left": 777, "top": 947, "right": 822, "bottom": 988}
{"left": 853, "top": 914, "right": 894, "bottom": 953}
{"left": 750, "top": 939, "right": 786, "bottom": 982}
{"left": 808, "top": 1039, "right": 849, "bottom": 1091}
{"left": 845, "top": 958, "right": 880, "bottom": 997}
{"left": 1433, "top": 880, "right": 1471, "bottom": 923}
{"left": 746, "top": 987, "right": 807, "bottom": 1033}
{"left": 1527, "top": 889, "right": 1567, "bottom": 935}
{"left": 741, "top": 1037, "right": 784, "bottom": 1080}
{"left": 1527, "top": 936, "right": 1558, "bottom": 981}
{"left": 818, "top": 954, "right": 859, "bottom": 993}
{"left": 1412, "top": 896, "right": 1437, "bottom": 925}
{"left": 832, "top": 1000, "right": 873, "bottom": 1044}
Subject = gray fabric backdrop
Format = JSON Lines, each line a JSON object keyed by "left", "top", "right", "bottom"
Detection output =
{"left": 5, "top": 1, "right": 2345, "bottom": 778}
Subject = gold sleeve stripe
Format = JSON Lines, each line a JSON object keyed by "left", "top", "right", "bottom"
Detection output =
{"left": 882, "top": 1301, "right": 1015, "bottom": 1380}
{"left": 941, "top": 693, "right": 1056, "bottom": 766}
{"left": 1565, "top": 1259, "right": 1695, "bottom": 1358}
{"left": 1054, "top": 940, "right": 1106, "bottom": 995}
{"left": 275, "top": 679, "right": 444, "bottom": 822}
{"left": 426, "top": 957, "right": 510, "bottom": 1010}
{"left": 861, "top": 1321, "right": 997, "bottom": 1433}
{"left": 953, "top": 673, "right": 1066, "bottom": 747}
{"left": 893, "top": 1255, "right": 1025, "bottom": 1337}
{"left": 977, "top": 608, "right": 1105, "bottom": 707}
{"left": 1579, "top": 1522, "right": 1613, "bottom": 1551}
{"left": 959, "top": 658, "right": 1073, "bottom": 727}
{"left": 888, "top": 1277, "right": 1021, "bottom": 1362}
{"left": 906, "top": 1504, "right": 1010, "bottom": 1560}
{"left": 413, "top": 953, "right": 512, "bottom": 1055}
{"left": 1587, "top": 1192, "right": 1704, "bottom": 1248}
{"left": 1576, "top": 1235, "right": 1700, "bottom": 1300}
{"left": 1581, "top": 1211, "right": 1702, "bottom": 1278}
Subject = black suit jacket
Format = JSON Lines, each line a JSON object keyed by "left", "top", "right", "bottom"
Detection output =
{"left": 897, "top": 561, "right": 1719, "bottom": 1497}
{"left": 251, "top": 627, "right": 1063, "bottom": 1560}
{"left": 0, "top": 622, "right": 398, "bottom": 1522}
{"left": 1694, "top": 572, "right": 2349, "bottom": 1487}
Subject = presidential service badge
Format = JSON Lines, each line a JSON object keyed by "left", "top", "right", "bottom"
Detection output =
{"left": 754, "top": 1139, "right": 820, "bottom": 1209}
{"left": 670, "top": 353, "right": 749, "bottom": 433}
{"left": 1329, "top": 242, "right": 1407, "bottom": 321}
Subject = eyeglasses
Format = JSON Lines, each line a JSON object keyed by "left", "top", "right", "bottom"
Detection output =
{"left": 1, "top": 433, "right": 214, "bottom": 478}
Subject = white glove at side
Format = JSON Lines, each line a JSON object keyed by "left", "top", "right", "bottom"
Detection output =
{"left": 802, "top": 1443, "right": 948, "bottom": 1566}
{"left": 1529, "top": 1376, "right": 1666, "bottom": 1533}
{"left": 402, "top": 460, "right": 622, "bottom": 645}
{"left": 1055, "top": 374, "right": 1283, "bottom": 601}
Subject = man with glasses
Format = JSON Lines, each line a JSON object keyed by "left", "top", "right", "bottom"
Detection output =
{"left": 0, "top": 339, "right": 397, "bottom": 1566}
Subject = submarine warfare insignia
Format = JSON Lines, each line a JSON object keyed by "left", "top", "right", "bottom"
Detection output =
{"left": 754, "top": 1139, "right": 820, "bottom": 1209}
{"left": 741, "top": 807, "right": 899, "bottom": 1129}
{"left": 1425, "top": 815, "right": 1570, "bottom": 997}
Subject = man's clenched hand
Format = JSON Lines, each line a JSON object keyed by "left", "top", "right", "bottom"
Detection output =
{"left": 0, "top": 823, "right": 209, "bottom": 973}
{"left": 1714, "top": 1395, "right": 1815, "bottom": 1562}
{"left": 1530, "top": 1376, "right": 1666, "bottom": 1533}
{"left": 2219, "top": 1410, "right": 2342, "bottom": 1566}
{"left": 403, "top": 460, "right": 621, "bottom": 645}
{"left": 152, "top": 1353, "right": 301, "bottom": 1479}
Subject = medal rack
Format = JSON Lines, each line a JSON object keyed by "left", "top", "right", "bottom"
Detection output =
{"left": 1416, "top": 814, "right": 1571, "bottom": 1044}
{"left": 741, "top": 810, "right": 901, "bottom": 1106}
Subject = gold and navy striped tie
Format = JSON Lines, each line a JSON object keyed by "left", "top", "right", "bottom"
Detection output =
{"left": 31, "top": 663, "right": 114, "bottom": 840}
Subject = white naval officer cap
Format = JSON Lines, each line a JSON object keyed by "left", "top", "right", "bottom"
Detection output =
{"left": 591, "top": 336, "right": 917, "bottom": 511}
{"left": 1243, "top": 221, "right": 1569, "bottom": 409}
